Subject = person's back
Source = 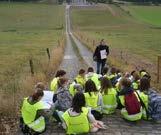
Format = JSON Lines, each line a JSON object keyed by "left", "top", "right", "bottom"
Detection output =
{"left": 62, "top": 92, "right": 104, "bottom": 134}
{"left": 54, "top": 78, "right": 72, "bottom": 112}
{"left": 84, "top": 80, "right": 103, "bottom": 120}
{"left": 21, "top": 89, "right": 46, "bottom": 133}
{"left": 102, "top": 88, "right": 117, "bottom": 114}
{"left": 100, "top": 77, "right": 117, "bottom": 114}
{"left": 62, "top": 107, "right": 90, "bottom": 134}
{"left": 118, "top": 78, "right": 142, "bottom": 121}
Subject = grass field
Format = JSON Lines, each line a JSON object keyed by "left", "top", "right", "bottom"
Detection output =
{"left": 122, "top": 5, "right": 161, "bottom": 26}
{"left": 0, "top": 2, "right": 64, "bottom": 90}
{"left": 71, "top": 5, "right": 161, "bottom": 72}
{"left": 0, "top": 2, "right": 65, "bottom": 115}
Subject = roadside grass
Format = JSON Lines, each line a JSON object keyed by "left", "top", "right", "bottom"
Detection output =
{"left": 0, "top": 2, "right": 65, "bottom": 116}
{"left": 71, "top": 4, "right": 161, "bottom": 88}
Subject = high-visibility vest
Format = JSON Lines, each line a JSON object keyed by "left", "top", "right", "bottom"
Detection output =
{"left": 132, "top": 80, "right": 140, "bottom": 90}
{"left": 107, "top": 74, "right": 117, "bottom": 80}
{"left": 50, "top": 77, "right": 59, "bottom": 92}
{"left": 119, "top": 93, "right": 142, "bottom": 121}
{"left": 86, "top": 73, "right": 100, "bottom": 90}
{"left": 62, "top": 107, "right": 90, "bottom": 134}
{"left": 84, "top": 92, "right": 101, "bottom": 112}
{"left": 69, "top": 82, "right": 77, "bottom": 97}
{"left": 138, "top": 91, "right": 150, "bottom": 120}
{"left": 21, "top": 98, "right": 45, "bottom": 132}
{"left": 102, "top": 88, "right": 117, "bottom": 114}
{"left": 75, "top": 75, "right": 86, "bottom": 88}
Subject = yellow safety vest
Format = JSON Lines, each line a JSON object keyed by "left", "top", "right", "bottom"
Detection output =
{"left": 102, "top": 88, "right": 117, "bottom": 114}
{"left": 62, "top": 107, "right": 90, "bottom": 134}
{"left": 75, "top": 75, "right": 86, "bottom": 88}
{"left": 50, "top": 77, "right": 59, "bottom": 92}
{"left": 84, "top": 92, "right": 101, "bottom": 112}
{"left": 69, "top": 82, "right": 77, "bottom": 97}
{"left": 21, "top": 98, "right": 45, "bottom": 132}
{"left": 119, "top": 93, "right": 142, "bottom": 121}
{"left": 86, "top": 73, "right": 100, "bottom": 90}
{"left": 138, "top": 91, "right": 150, "bottom": 120}
{"left": 132, "top": 80, "right": 140, "bottom": 90}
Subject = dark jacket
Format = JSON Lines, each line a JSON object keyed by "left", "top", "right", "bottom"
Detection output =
{"left": 93, "top": 44, "right": 109, "bottom": 62}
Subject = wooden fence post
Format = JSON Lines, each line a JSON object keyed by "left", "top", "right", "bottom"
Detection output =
{"left": 29, "top": 59, "right": 34, "bottom": 75}
{"left": 46, "top": 48, "right": 50, "bottom": 60}
{"left": 157, "top": 56, "right": 161, "bottom": 83}
{"left": 58, "top": 40, "right": 60, "bottom": 46}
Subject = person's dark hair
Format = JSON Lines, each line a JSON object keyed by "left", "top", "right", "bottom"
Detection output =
{"left": 100, "top": 77, "right": 112, "bottom": 94}
{"left": 131, "top": 70, "right": 136, "bottom": 76}
{"left": 72, "top": 92, "right": 86, "bottom": 113}
{"left": 79, "top": 69, "right": 85, "bottom": 75}
{"left": 32, "top": 88, "right": 44, "bottom": 101}
{"left": 140, "top": 77, "right": 150, "bottom": 92}
{"left": 55, "top": 70, "right": 66, "bottom": 77}
{"left": 120, "top": 78, "right": 131, "bottom": 88}
{"left": 57, "top": 78, "right": 68, "bottom": 88}
{"left": 110, "top": 67, "right": 116, "bottom": 74}
{"left": 102, "top": 67, "right": 109, "bottom": 75}
{"left": 87, "top": 67, "right": 94, "bottom": 73}
{"left": 85, "top": 79, "right": 97, "bottom": 96}
{"left": 116, "top": 68, "right": 121, "bottom": 74}
{"left": 133, "top": 72, "right": 140, "bottom": 82}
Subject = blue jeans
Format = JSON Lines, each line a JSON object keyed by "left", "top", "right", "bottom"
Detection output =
{"left": 97, "top": 60, "right": 106, "bottom": 74}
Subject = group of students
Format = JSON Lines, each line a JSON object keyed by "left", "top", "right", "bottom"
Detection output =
{"left": 20, "top": 66, "right": 161, "bottom": 135}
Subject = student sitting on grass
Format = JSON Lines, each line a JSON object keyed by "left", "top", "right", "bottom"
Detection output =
{"left": 75, "top": 68, "right": 86, "bottom": 88}
{"left": 132, "top": 72, "right": 140, "bottom": 91}
{"left": 118, "top": 78, "right": 142, "bottom": 121}
{"left": 50, "top": 70, "right": 66, "bottom": 92}
{"left": 21, "top": 89, "right": 47, "bottom": 134}
{"left": 85, "top": 67, "right": 101, "bottom": 90}
{"left": 137, "top": 77, "right": 151, "bottom": 120}
{"left": 62, "top": 92, "right": 105, "bottom": 134}
{"left": 100, "top": 77, "right": 117, "bottom": 114}
{"left": 84, "top": 79, "right": 103, "bottom": 120}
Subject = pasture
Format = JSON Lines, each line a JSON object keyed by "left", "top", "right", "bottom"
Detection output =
{"left": 0, "top": 3, "right": 65, "bottom": 91}
{"left": 0, "top": 2, "right": 65, "bottom": 115}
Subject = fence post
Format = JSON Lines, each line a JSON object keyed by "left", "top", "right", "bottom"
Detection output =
{"left": 46, "top": 48, "right": 50, "bottom": 60}
{"left": 157, "top": 56, "right": 161, "bottom": 83}
{"left": 93, "top": 40, "right": 95, "bottom": 48}
{"left": 58, "top": 40, "right": 60, "bottom": 46}
{"left": 29, "top": 59, "right": 34, "bottom": 75}
{"left": 120, "top": 51, "right": 123, "bottom": 60}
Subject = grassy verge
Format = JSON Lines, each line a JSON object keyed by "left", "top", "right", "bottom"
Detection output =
{"left": 0, "top": 2, "right": 65, "bottom": 117}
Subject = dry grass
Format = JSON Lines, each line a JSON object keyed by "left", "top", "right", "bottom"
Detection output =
{"left": 0, "top": 37, "right": 65, "bottom": 117}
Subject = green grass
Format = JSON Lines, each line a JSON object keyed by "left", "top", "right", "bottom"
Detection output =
{"left": 122, "top": 5, "right": 161, "bottom": 26}
{"left": 71, "top": 5, "right": 161, "bottom": 63}
{"left": 0, "top": 2, "right": 64, "bottom": 85}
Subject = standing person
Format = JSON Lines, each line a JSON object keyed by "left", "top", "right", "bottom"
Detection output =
{"left": 93, "top": 39, "right": 109, "bottom": 74}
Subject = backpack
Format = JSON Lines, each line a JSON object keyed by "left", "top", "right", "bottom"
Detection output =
{"left": 148, "top": 89, "right": 161, "bottom": 121}
{"left": 125, "top": 92, "right": 141, "bottom": 115}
